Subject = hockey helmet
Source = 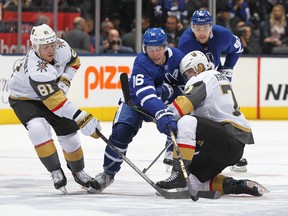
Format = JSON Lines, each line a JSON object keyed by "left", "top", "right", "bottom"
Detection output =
{"left": 191, "top": 10, "right": 212, "bottom": 25}
{"left": 142, "top": 27, "right": 167, "bottom": 53}
{"left": 30, "top": 24, "right": 56, "bottom": 54}
{"left": 180, "top": 51, "right": 210, "bottom": 75}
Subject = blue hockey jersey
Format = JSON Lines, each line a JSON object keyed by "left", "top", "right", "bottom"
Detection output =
{"left": 178, "top": 25, "right": 243, "bottom": 70}
{"left": 129, "top": 47, "right": 185, "bottom": 117}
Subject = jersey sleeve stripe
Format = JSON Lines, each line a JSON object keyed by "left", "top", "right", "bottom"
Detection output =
{"left": 140, "top": 94, "right": 157, "bottom": 106}
{"left": 173, "top": 96, "right": 194, "bottom": 116}
{"left": 136, "top": 85, "right": 155, "bottom": 96}
{"left": 43, "top": 90, "right": 67, "bottom": 112}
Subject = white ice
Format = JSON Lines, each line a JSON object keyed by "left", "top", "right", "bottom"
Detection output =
{"left": 0, "top": 121, "right": 287, "bottom": 216}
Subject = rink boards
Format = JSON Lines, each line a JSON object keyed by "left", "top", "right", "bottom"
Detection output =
{"left": 0, "top": 55, "right": 287, "bottom": 124}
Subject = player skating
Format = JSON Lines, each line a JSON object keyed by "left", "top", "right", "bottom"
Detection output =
{"left": 8, "top": 24, "right": 101, "bottom": 194}
{"left": 88, "top": 27, "right": 186, "bottom": 193}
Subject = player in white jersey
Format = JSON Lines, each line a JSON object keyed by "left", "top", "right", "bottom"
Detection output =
{"left": 8, "top": 24, "right": 101, "bottom": 194}
{"left": 156, "top": 51, "right": 268, "bottom": 197}
{"left": 163, "top": 9, "right": 248, "bottom": 172}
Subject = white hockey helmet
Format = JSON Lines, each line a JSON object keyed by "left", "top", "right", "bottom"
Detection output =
{"left": 30, "top": 24, "right": 56, "bottom": 54}
{"left": 180, "top": 51, "right": 210, "bottom": 75}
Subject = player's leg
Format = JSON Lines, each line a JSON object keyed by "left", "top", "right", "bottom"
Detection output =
{"left": 9, "top": 99, "right": 67, "bottom": 193}
{"left": 211, "top": 174, "right": 269, "bottom": 196}
{"left": 187, "top": 118, "right": 267, "bottom": 196}
{"left": 28, "top": 117, "right": 68, "bottom": 192}
{"left": 157, "top": 115, "right": 197, "bottom": 190}
{"left": 89, "top": 103, "right": 143, "bottom": 193}
{"left": 157, "top": 116, "right": 242, "bottom": 190}
{"left": 48, "top": 107, "right": 97, "bottom": 190}
{"left": 57, "top": 132, "right": 93, "bottom": 189}
{"left": 186, "top": 173, "right": 268, "bottom": 197}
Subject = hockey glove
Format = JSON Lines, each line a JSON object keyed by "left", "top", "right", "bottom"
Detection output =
{"left": 155, "top": 109, "right": 177, "bottom": 136}
{"left": 219, "top": 67, "right": 233, "bottom": 82}
{"left": 74, "top": 110, "right": 101, "bottom": 139}
{"left": 156, "top": 83, "right": 174, "bottom": 102}
{"left": 57, "top": 74, "right": 71, "bottom": 95}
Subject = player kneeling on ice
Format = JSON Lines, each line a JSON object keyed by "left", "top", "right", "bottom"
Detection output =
{"left": 8, "top": 24, "right": 102, "bottom": 194}
{"left": 156, "top": 51, "right": 269, "bottom": 197}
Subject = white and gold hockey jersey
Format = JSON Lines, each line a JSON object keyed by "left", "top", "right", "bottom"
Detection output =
{"left": 169, "top": 69, "right": 254, "bottom": 144}
{"left": 8, "top": 38, "right": 80, "bottom": 112}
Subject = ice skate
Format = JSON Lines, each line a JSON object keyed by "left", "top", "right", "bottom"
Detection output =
{"left": 223, "top": 177, "right": 269, "bottom": 196}
{"left": 88, "top": 172, "right": 114, "bottom": 193}
{"left": 156, "top": 170, "right": 187, "bottom": 191}
{"left": 72, "top": 170, "right": 93, "bottom": 190}
{"left": 229, "top": 157, "right": 248, "bottom": 172}
{"left": 51, "top": 168, "right": 67, "bottom": 194}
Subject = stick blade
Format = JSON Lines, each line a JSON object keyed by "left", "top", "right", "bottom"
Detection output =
{"left": 120, "top": 73, "right": 131, "bottom": 104}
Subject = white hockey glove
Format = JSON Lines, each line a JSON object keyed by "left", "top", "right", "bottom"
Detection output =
{"left": 74, "top": 110, "right": 101, "bottom": 139}
{"left": 57, "top": 74, "right": 71, "bottom": 95}
{"left": 219, "top": 67, "right": 233, "bottom": 82}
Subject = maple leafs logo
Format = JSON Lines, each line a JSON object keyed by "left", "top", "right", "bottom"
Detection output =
{"left": 36, "top": 61, "right": 48, "bottom": 72}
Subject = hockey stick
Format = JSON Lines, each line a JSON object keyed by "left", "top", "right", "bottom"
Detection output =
{"left": 120, "top": 73, "right": 155, "bottom": 121}
{"left": 142, "top": 141, "right": 172, "bottom": 173}
{"left": 120, "top": 73, "right": 221, "bottom": 200}
{"left": 168, "top": 126, "right": 198, "bottom": 201}
{"left": 120, "top": 73, "right": 172, "bottom": 173}
{"left": 95, "top": 129, "right": 191, "bottom": 199}
{"left": 120, "top": 73, "right": 171, "bottom": 173}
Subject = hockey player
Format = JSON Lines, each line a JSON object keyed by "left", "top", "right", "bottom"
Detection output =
{"left": 88, "top": 27, "right": 186, "bottom": 193}
{"left": 178, "top": 10, "right": 243, "bottom": 80}
{"left": 156, "top": 51, "right": 268, "bottom": 197}
{"left": 162, "top": 9, "right": 248, "bottom": 172}
{"left": 8, "top": 24, "right": 101, "bottom": 194}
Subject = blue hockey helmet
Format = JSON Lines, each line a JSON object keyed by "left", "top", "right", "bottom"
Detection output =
{"left": 191, "top": 10, "right": 212, "bottom": 25}
{"left": 142, "top": 27, "right": 167, "bottom": 53}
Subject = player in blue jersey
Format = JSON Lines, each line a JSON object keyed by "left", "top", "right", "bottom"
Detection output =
{"left": 162, "top": 10, "right": 248, "bottom": 172}
{"left": 178, "top": 10, "right": 243, "bottom": 81}
{"left": 88, "top": 27, "right": 186, "bottom": 193}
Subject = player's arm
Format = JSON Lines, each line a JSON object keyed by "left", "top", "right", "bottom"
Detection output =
{"left": 169, "top": 81, "right": 207, "bottom": 120}
{"left": 57, "top": 42, "right": 81, "bottom": 95}
{"left": 131, "top": 72, "right": 177, "bottom": 136}
{"left": 29, "top": 77, "right": 101, "bottom": 138}
{"left": 218, "top": 31, "right": 243, "bottom": 81}
{"left": 131, "top": 72, "right": 167, "bottom": 116}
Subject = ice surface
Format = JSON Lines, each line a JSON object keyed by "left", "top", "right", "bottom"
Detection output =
{"left": 0, "top": 121, "right": 287, "bottom": 216}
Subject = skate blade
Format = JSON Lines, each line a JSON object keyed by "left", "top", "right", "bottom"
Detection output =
{"left": 80, "top": 185, "right": 89, "bottom": 191}
{"left": 58, "top": 186, "right": 68, "bottom": 195}
{"left": 246, "top": 180, "right": 270, "bottom": 195}
{"left": 229, "top": 165, "right": 247, "bottom": 173}
{"left": 87, "top": 186, "right": 102, "bottom": 194}
{"left": 156, "top": 187, "right": 188, "bottom": 193}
